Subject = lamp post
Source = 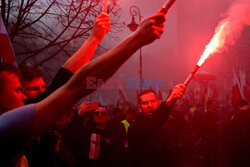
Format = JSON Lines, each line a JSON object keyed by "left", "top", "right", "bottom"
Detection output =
{"left": 127, "top": 6, "right": 143, "bottom": 92}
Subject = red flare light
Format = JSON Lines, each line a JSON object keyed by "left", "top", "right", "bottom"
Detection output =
{"left": 184, "top": 21, "right": 228, "bottom": 86}
{"left": 197, "top": 21, "right": 228, "bottom": 66}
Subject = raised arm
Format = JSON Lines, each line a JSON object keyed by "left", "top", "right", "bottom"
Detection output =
{"left": 62, "top": 13, "right": 110, "bottom": 73}
{"left": 33, "top": 12, "right": 166, "bottom": 138}
{"left": 31, "top": 13, "right": 110, "bottom": 103}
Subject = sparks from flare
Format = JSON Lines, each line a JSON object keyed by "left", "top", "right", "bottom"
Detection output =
{"left": 197, "top": 21, "right": 228, "bottom": 66}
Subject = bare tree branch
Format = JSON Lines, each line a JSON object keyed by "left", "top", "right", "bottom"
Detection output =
{"left": 1, "top": 0, "right": 122, "bottom": 75}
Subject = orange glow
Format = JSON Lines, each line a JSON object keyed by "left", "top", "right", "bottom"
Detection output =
{"left": 197, "top": 21, "right": 228, "bottom": 66}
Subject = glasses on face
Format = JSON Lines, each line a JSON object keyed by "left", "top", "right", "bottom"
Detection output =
{"left": 94, "top": 111, "right": 108, "bottom": 116}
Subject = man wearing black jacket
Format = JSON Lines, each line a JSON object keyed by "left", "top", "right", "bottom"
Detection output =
{"left": 128, "top": 85, "right": 186, "bottom": 167}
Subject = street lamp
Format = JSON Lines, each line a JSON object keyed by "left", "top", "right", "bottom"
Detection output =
{"left": 127, "top": 6, "right": 143, "bottom": 91}
{"left": 127, "top": 6, "right": 141, "bottom": 31}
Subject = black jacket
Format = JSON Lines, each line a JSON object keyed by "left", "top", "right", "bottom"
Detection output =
{"left": 128, "top": 102, "right": 176, "bottom": 167}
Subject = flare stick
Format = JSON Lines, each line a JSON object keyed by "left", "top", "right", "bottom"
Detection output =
{"left": 184, "top": 65, "right": 200, "bottom": 86}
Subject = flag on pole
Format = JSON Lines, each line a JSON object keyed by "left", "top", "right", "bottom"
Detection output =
{"left": 115, "top": 88, "right": 127, "bottom": 107}
{"left": 244, "top": 79, "right": 250, "bottom": 102}
{"left": 232, "top": 69, "right": 244, "bottom": 106}
{"left": 239, "top": 70, "right": 250, "bottom": 102}
{"left": 118, "top": 88, "right": 126, "bottom": 103}
{"left": 98, "top": 92, "right": 106, "bottom": 106}
{"left": 0, "top": 13, "right": 17, "bottom": 66}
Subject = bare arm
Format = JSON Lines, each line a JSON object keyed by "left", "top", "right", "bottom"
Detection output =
{"left": 62, "top": 13, "right": 110, "bottom": 73}
{"left": 32, "top": 12, "right": 166, "bottom": 138}
{"left": 30, "top": 14, "right": 110, "bottom": 103}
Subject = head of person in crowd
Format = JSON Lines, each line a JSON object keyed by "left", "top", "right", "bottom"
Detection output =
{"left": 93, "top": 106, "right": 110, "bottom": 130}
{"left": 0, "top": 64, "right": 27, "bottom": 115}
{"left": 19, "top": 64, "right": 46, "bottom": 101}
{"left": 113, "top": 107, "right": 125, "bottom": 121}
{"left": 125, "top": 107, "right": 137, "bottom": 123}
{"left": 120, "top": 101, "right": 137, "bottom": 121}
{"left": 138, "top": 89, "right": 161, "bottom": 116}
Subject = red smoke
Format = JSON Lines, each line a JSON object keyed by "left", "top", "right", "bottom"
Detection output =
{"left": 197, "top": 0, "right": 250, "bottom": 66}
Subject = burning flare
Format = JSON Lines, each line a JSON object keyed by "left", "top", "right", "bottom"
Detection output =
{"left": 185, "top": 21, "right": 228, "bottom": 86}
{"left": 197, "top": 21, "right": 228, "bottom": 66}
{"left": 184, "top": 0, "right": 250, "bottom": 87}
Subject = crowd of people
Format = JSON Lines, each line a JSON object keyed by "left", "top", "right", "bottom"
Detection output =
{"left": 0, "top": 9, "right": 250, "bottom": 167}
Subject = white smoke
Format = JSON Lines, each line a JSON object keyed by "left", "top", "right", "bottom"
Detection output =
{"left": 216, "top": 0, "right": 250, "bottom": 51}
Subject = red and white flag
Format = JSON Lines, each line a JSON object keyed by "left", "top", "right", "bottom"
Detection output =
{"left": 244, "top": 78, "right": 250, "bottom": 102}
{"left": 0, "top": 13, "right": 16, "bottom": 66}
{"left": 239, "top": 70, "right": 250, "bottom": 102}
{"left": 98, "top": 92, "right": 106, "bottom": 106}
{"left": 232, "top": 69, "right": 244, "bottom": 106}
{"left": 116, "top": 88, "right": 127, "bottom": 107}
{"left": 118, "top": 88, "right": 126, "bottom": 102}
